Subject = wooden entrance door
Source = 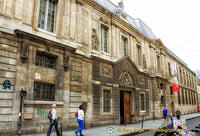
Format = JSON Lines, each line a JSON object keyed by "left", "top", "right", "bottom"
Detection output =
{"left": 124, "top": 92, "right": 130, "bottom": 124}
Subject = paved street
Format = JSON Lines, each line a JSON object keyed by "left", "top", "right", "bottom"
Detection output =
{"left": 21, "top": 113, "right": 200, "bottom": 136}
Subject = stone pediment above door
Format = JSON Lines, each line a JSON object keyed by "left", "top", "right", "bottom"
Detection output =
{"left": 113, "top": 56, "right": 148, "bottom": 89}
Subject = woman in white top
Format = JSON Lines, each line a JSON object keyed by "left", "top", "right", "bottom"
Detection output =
{"left": 75, "top": 105, "right": 84, "bottom": 136}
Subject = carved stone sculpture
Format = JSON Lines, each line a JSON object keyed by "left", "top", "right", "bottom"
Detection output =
{"left": 92, "top": 29, "right": 98, "bottom": 50}
{"left": 20, "top": 41, "right": 29, "bottom": 64}
{"left": 143, "top": 54, "right": 147, "bottom": 69}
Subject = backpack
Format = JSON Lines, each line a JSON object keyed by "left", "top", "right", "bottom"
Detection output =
{"left": 48, "top": 110, "right": 52, "bottom": 120}
{"left": 75, "top": 112, "right": 78, "bottom": 118}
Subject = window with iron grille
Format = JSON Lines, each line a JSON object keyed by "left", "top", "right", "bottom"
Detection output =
{"left": 35, "top": 51, "right": 57, "bottom": 69}
{"left": 103, "top": 89, "right": 111, "bottom": 112}
{"left": 34, "top": 82, "right": 55, "bottom": 101}
{"left": 140, "top": 94, "right": 145, "bottom": 111}
{"left": 38, "top": 0, "right": 56, "bottom": 32}
{"left": 101, "top": 26, "right": 108, "bottom": 53}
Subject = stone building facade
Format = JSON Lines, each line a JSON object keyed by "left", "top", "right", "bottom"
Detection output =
{"left": 0, "top": 0, "right": 198, "bottom": 135}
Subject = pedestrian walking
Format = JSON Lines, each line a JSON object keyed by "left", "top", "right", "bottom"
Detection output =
{"left": 75, "top": 105, "right": 84, "bottom": 136}
{"left": 47, "top": 104, "right": 60, "bottom": 136}
{"left": 162, "top": 106, "right": 168, "bottom": 120}
{"left": 176, "top": 108, "right": 181, "bottom": 120}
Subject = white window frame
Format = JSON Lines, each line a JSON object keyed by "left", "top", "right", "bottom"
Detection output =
{"left": 139, "top": 92, "right": 146, "bottom": 112}
{"left": 101, "top": 25, "right": 109, "bottom": 53}
{"left": 38, "top": 0, "right": 57, "bottom": 33}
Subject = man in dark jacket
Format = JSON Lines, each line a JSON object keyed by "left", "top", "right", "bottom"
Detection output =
{"left": 163, "top": 107, "right": 168, "bottom": 120}
{"left": 176, "top": 109, "right": 181, "bottom": 120}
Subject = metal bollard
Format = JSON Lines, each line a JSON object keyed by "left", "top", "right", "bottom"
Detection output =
{"left": 60, "top": 123, "right": 62, "bottom": 136}
{"left": 141, "top": 115, "right": 144, "bottom": 129}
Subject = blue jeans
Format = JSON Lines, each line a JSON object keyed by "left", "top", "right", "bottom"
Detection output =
{"left": 47, "top": 119, "right": 60, "bottom": 136}
{"left": 75, "top": 119, "right": 84, "bottom": 135}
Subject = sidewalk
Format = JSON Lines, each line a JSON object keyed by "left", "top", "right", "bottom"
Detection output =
{"left": 22, "top": 113, "right": 200, "bottom": 136}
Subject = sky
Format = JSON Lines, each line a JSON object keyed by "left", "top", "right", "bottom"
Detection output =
{"left": 109, "top": 0, "right": 200, "bottom": 71}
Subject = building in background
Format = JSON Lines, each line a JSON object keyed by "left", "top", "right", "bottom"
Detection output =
{"left": 0, "top": 0, "right": 198, "bottom": 135}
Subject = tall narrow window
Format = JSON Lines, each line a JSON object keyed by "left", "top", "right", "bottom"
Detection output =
{"left": 189, "top": 91, "right": 191, "bottom": 105}
{"left": 170, "top": 86, "right": 173, "bottom": 95}
{"left": 191, "top": 92, "right": 194, "bottom": 105}
{"left": 38, "top": 0, "right": 56, "bottom": 32}
{"left": 168, "top": 63, "right": 171, "bottom": 77}
{"left": 122, "top": 37, "right": 127, "bottom": 57}
{"left": 157, "top": 56, "right": 160, "bottom": 72}
{"left": 178, "top": 91, "right": 181, "bottom": 105}
{"left": 182, "top": 90, "right": 185, "bottom": 105}
{"left": 137, "top": 46, "right": 141, "bottom": 65}
{"left": 103, "top": 89, "right": 111, "bottom": 112}
{"left": 161, "top": 96, "right": 165, "bottom": 104}
{"left": 101, "top": 26, "right": 108, "bottom": 52}
{"left": 140, "top": 94, "right": 145, "bottom": 111}
{"left": 179, "top": 69, "right": 182, "bottom": 83}
{"left": 185, "top": 90, "right": 188, "bottom": 104}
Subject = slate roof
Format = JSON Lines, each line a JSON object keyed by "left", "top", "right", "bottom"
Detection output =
{"left": 93, "top": 0, "right": 193, "bottom": 72}
{"left": 93, "top": 0, "right": 157, "bottom": 39}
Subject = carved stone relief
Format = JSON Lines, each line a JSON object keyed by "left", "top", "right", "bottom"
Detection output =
{"left": 92, "top": 29, "right": 98, "bottom": 50}
{"left": 119, "top": 72, "right": 133, "bottom": 86}
{"left": 138, "top": 75, "right": 145, "bottom": 85}
{"left": 100, "top": 63, "right": 112, "bottom": 77}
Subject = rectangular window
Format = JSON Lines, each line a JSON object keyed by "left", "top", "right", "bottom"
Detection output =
{"left": 185, "top": 90, "right": 188, "bottom": 104}
{"left": 38, "top": 0, "right": 56, "bottom": 32}
{"left": 168, "top": 63, "right": 171, "bottom": 77}
{"left": 157, "top": 56, "right": 160, "bottom": 72}
{"left": 160, "top": 83, "right": 164, "bottom": 90}
{"left": 137, "top": 46, "right": 141, "bottom": 65}
{"left": 33, "top": 82, "right": 55, "bottom": 101}
{"left": 178, "top": 91, "right": 181, "bottom": 105}
{"left": 170, "top": 86, "right": 173, "bottom": 95}
{"left": 182, "top": 90, "right": 185, "bottom": 105}
{"left": 122, "top": 38, "right": 127, "bottom": 57}
{"left": 103, "top": 89, "right": 111, "bottom": 112}
{"left": 36, "top": 51, "right": 57, "bottom": 69}
{"left": 161, "top": 96, "right": 165, "bottom": 104}
{"left": 140, "top": 94, "right": 145, "bottom": 111}
{"left": 179, "top": 69, "right": 182, "bottom": 83}
{"left": 189, "top": 91, "right": 191, "bottom": 105}
{"left": 101, "top": 26, "right": 108, "bottom": 52}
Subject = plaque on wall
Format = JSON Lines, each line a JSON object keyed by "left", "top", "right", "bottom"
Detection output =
{"left": 2, "top": 80, "right": 11, "bottom": 90}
